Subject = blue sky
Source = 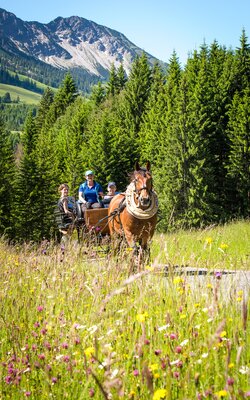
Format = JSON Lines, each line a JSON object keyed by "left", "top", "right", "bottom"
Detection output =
{"left": 1, "top": 0, "right": 250, "bottom": 66}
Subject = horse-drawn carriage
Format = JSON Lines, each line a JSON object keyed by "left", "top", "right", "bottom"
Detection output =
{"left": 54, "top": 204, "right": 110, "bottom": 241}
{"left": 55, "top": 162, "right": 159, "bottom": 261}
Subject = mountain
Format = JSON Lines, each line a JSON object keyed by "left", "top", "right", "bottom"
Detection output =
{"left": 0, "top": 8, "right": 166, "bottom": 91}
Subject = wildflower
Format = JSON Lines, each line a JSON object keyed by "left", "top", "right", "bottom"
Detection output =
{"left": 173, "top": 277, "right": 184, "bottom": 285}
{"left": 144, "top": 339, "right": 150, "bottom": 345}
{"left": 37, "top": 306, "right": 44, "bottom": 312}
{"left": 133, "top": 369, "right": 139, "bottom": 376}
{"left": 5, "top": 375, "right": 12, "bottom": 384}
{"left": 219, "top": 243, "right": 228, "bottom": 250}
{"left": 63, "top": 355, "right": 70, "bottom": 363}
{"left": 215, "top": 389, "right": 228, "bottom": 398}
{"left": 239, "top": 365, "right": 250, "bottom": 374}
{"left": 175, "top": 346, "right": 182, "bottom": 354}
{"left": 220, "top": 331, "right": 227, "bottom": 338}
{"left": 74, "top": 337, "right": 80, "bottom": 345}
{"left": 154, "top": 349, "right": 161, "bottom": 356}
{"left": 136, "top": 312, "right": 148, "bottom": 322}
{"left": 205, "top": 237, "right": 213, "bottom": 244}
{"left": 180, "top": 339, "right": 189, "bottom": 346}
{"left": 228, "top": 363, "right": 234, "bottom": 369}
{"left": 38, "top": 353, "right": 45, "bottom": 360}
{"left": 169, "top": 333, "right": 178, "bottom": 340}
{"left": 173, "top": 371, "right": 180, "bottom": 378}
{"left": 227, "top": 377, "right": 234, "bottom": 385}
{"left": 84, "top": 347, "right": 95, "bottom": 358}
{"left": 149, "top": 363, "right": 158, "bottom": 372}
{"left": 61, "top": 342, "right": 69, "bottom": 349}
{"left": 51, "top": 377, "right": 57, "bottom": 384}
{"left": 215, "top": 271, "right": 222, "bottom": 279}
{"left": 153, "top": 388, "right": 167, "bottom": 400}
{"left": 24, "top": 392, "right": 31, "bottom": 397}
{"left": 89, "top": 388, "right": 95, "bottom": 397}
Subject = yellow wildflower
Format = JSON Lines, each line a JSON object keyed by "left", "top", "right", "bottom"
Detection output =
{"left": 149, "top": 363, "right": 158, "bottom": 372}
{"left": 220, "top": 331, "right": 227, "bottom": 338}
{"left": 219, "top": 243, "right": 228, "bottom": 250}
{"left": 153, "top": 388, "right": 167, "bottom": 400}
{"left": 84, "top": 346, "right": 95, "bottom": 358}
{"left": 173, "top": 277, "right": 184, "bottom": 285}
{"left": 228, "top": 363, "right": 234, "bottom": 369}
{"left": 215, "top": 389, "right": 228, "bottom": 398}
{"left": 136, "top": 312, "right": 148, "bottom": 322}
{"left": 205, "top": 237, "right": 213, "bottom": 244}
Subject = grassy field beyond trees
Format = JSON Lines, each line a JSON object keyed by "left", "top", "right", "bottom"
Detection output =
{"left": 0, "top": 220, "right": 249, "bottom": 399}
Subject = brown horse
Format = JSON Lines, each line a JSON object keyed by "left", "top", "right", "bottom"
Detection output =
{"left": 108, "top": 161, "right": 158, "bottom": 260}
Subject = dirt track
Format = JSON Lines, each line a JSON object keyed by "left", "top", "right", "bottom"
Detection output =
{"left": 163, "top": 266, "right": 250, "bottom": 302}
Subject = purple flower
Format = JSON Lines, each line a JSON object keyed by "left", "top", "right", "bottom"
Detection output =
{"left": 175, "top": 346, "right": 182, "bottom": 354}
{"left": 133, "top": 369, "right": 139, "bottom": 376}
{"left": 63, "top": 355, "right": 70, "bottom": 363}
{"left": 174, "top": 371, "right": 180, "bottom": 378}
{"left": 227, "top": 377, "right": 234, "bottom": 385}
{"left": 61, "top": 342, "right": 69, "bottom": 349}
{"left": 75, "top": 337, "right": 80, "bottom": 345}
{"left": 52, "top": 377, "right": 57, "bottom": 384}
{"left": 154, "top": 349, "right": 161, "bottom": 356}
{"left": 215, "top": 271, "right": 222, "bottom": 279}
{"left": 5, "top": 375, "right": 12, "bottom": 384}
{"left": 24, "top": 392, "right": 31, "bottom": 397}
{"left": 89, "top": 388, "right": 95, "bottom": 397}
{"left": 37, "top": 306, "right": 44, "bottom": 312}
{"left": 38, "top": 353, "right": 45, "bottom": 360}
{"left": 169, "top": 333, "right": 178, "bottom": 340}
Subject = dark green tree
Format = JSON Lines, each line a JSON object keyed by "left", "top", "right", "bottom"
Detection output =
{"left": 13, "top": 112, "right": 42, "bottom": 241}
{"left": 226, "top": 89, "right": 250, "bottom": 216}
{"left": 0, "top": 117, "right": 15, "bottom": 236}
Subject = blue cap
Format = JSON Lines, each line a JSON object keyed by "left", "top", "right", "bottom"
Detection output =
{"left": 85, "top": 170, "right": 94, "bottom": 176}
{"left": 108, "top": 181, "right": 116, "bottom": 188}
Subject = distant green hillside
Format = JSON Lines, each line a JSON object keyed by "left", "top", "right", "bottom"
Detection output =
{"left": 7, "top": 69, "right": 58, "bottom": 94}
{"left": 0, "top": 83, "right": 42, "bottom": 104}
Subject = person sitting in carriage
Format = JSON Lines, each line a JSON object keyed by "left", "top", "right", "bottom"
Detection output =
{"left": 78, "top": 170, "right": 104, "bottom": 214}
{"left": 57, "top": 183, "right": 77, "bottom": 233}
{"left": 103, "top": 182, "right": 119, "bottom": 208}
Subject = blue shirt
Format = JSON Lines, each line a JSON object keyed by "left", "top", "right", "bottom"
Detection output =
{"left": 79, "top": 181, "right": 103, "bottom": 203}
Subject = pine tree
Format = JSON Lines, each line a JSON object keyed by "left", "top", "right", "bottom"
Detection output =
{"left": 14, "top": 112, "right": 42, "bottom": 241}
{"left": 0, "top": 117, "right": 15, "bottom": 237}
{"left": 226, "top": 89, "right": 250, "bottom": 216}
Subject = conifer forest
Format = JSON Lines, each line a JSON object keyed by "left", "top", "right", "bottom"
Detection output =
{"left": 0, "top": 31, "right": 249, "bottom": 242}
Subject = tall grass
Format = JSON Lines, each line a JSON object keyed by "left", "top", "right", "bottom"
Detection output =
{"left": 0, "top": 221, "right": 249, "bottom": 399}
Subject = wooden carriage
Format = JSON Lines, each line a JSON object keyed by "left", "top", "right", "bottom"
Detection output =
{"left": 84, "top": 208, "right": 110, "bottom": 235}
{"left": 54, "top": 205, "right": 110, "bottom": 241}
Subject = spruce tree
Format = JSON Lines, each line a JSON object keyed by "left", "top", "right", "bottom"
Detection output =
{"left": 14, "top": 112, "right": 42, "bottom": 241}
{"left": 226, "top": 89, "right": 250, "bottom": 217}
{"left": 0, "top": 117, "right": 15, "bottom": 237}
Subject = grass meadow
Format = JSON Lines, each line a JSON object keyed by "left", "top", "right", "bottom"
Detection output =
{"left": 0, "top": 220, "right": 249, "bottom": 399}
{"left": 0, "top": 84, "right": 42, "bottom": 104}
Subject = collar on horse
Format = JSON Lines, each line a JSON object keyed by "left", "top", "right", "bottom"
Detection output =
{"left": 125, "top": 182, "right": 158, "bottom": 219}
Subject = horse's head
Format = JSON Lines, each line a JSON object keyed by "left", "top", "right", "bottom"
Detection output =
{"left": 133, "top": 161, "right": 153, "bottom": 209}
